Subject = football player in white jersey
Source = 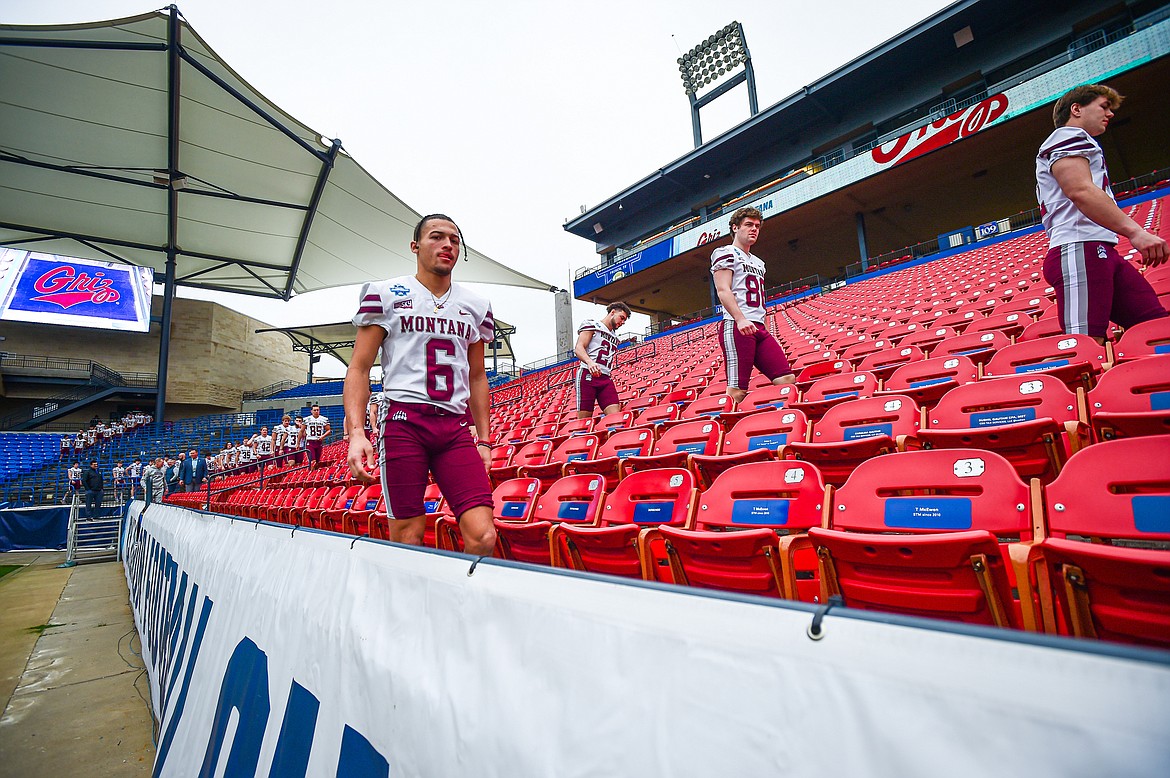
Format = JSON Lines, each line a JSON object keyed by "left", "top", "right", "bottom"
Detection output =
{"left": 574, "top": 302, "right": 630, "bottom": 419}
{"left": 1037, "top": 84, "right": 1167, "bottom": 343}
{"left": 254, "top": 426, "right": 274, "bottom": 462}
{"left": 345, "top": 213, "right": 496, "bottom": 556}
{"left": 303, "top": 406, "right": 331, "bottom": 467}
{"left": 711, "top": 206, "right": 796, "bottom": 403}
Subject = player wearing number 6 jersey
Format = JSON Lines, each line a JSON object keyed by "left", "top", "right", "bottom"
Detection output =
{"left": 344, "top": 214, "right": 496, "bottom": 556}
{"left": 574, "top": 301, "right": 630, "bottom": 419}
{"left": 711, "top": 206, "right": 795, "bottom": 403}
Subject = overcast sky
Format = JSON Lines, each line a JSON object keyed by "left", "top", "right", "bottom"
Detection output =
{"left": 5, "top": 0, "right": 954, "bottom": 376}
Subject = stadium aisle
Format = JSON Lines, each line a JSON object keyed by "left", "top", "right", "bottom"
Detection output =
{"left": 0, "top": 553, "right": 154, "bottom": 775}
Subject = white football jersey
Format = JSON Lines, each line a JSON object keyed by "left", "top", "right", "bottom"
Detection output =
{"left": 255, "top": 435, "right": 273, "bottom": 456}
{"left": 352, "top": 276, "right": 494, "bottom": 415}
{"left": 304, "top": 415, "right": 329, "bottom": 441}
{"left": 577, "top": 318, "right": 619, "bottom": 375}
{"left": 1036, "top": 126, "right": 1116, "bottom": 247}
{"left": 711, "top": 245, "right": 768, "bottom": 324}
{"left": 112, "top": 465, "right": 125, "bottom": 482}
{"left": 68, "top": 465, "right": 82, "bottom": 483}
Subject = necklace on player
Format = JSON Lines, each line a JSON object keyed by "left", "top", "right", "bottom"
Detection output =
{"left": 429, "top": 287, "right": 452, "bottom": 312}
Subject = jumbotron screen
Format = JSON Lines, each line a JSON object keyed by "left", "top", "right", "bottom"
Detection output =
{"left": 0, "top": 248, "right": 154, "bottom": 333}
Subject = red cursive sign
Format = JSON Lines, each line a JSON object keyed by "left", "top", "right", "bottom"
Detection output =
{"left": 31, "top": 266, "right": 121, "bottom": 309}
{"left": 872, "top": 94, "right": 1009, "bottom": 168}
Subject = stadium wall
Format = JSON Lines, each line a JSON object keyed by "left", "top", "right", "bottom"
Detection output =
{"left": 125, "top": 501, "right": 1170, "bottom": 777}
{"left": 0, "top": 297, "right": 303, "bottom": 420}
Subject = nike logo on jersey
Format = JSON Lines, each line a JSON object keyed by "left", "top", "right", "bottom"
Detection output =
{"left": 459, "top": 420, "right": 469, "bottom": 427}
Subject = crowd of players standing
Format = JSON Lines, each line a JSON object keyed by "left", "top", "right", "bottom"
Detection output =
{"left": 64, "top": 404, "right": 337, "bottom": 514}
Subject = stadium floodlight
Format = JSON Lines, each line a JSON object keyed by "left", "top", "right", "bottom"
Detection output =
{"left": 677, "top": 21, "right": 759, "bottom": 148}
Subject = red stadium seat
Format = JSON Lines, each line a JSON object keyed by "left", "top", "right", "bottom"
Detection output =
{"left": 790, "top": 371, "right": 879, "bottom": 421}
{"left": 932, "top": 330, "right": 1011, "bottom": 371}
{"left": 983, "top": 334, "right": 1107, "bottom": 392}
{"left": 1024, "top": 436, "right": 1170, "bottom": 648}
{"left": 489, "top": 439, "right": 553, "bottom": 485}
{"left": 786, "top": 395, "right": 920, "bottom": 487}
{"left": 920, "top": 374, "right": 1089, "bottom": 482}
{"left": 318, "top": 484, "right": 364, "bottom": 532}
{"left": 550, "top": 468, "right": 696, "bottom": 580}
{"left": 561, "top": 426, "right": 656, "bottom": 486}
{"left": 809, "top": 448, "right": 1036, "bottom": 629}
{"left": 302, "top": 485, "right": 345, "bottom": 529}
{"left": 437, "top": 477, "right": 541, "bottom": 553}
{"left": 620, "top": 419, "right": 723, "bottom": 477}
{"left": 494, "top": 475, "right": 606, "bottom": 566}
{"left": 1085, "top": 355, "right": 1170, "bottom": 440}
{"left": 877, "top": 354, "right": 978, "bottom": 408}
{"left": 649, "top": 460, "right": 827, "bottom": 601}
{"left": 516, "top": 433, "right": 601, "bottom": 490}
{"left": 340, "top": 484, "right": 383, "bottom": 535}
{"left": 1111, "top": 317, "right": 1170, "bottom": 363}
{"left": 690, "top": 408, "right": 810, "bottom": 490}
{"left": 855, "top": 344, "right": 926, "bottom": 383}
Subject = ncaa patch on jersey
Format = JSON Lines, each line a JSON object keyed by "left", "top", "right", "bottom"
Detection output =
{"left": 388, "top": 284, "right": 410, "bottom": 296}
{"left": 393, "top": 298, "right": 413, "bottom": 310}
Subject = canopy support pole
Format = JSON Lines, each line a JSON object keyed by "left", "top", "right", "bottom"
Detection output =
{"left": 155, "top": 5, "right": 181, "bottom": 430}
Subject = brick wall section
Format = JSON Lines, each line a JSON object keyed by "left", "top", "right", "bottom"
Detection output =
{"left": 0, "top": 297, "right": 305, "bottom": 411}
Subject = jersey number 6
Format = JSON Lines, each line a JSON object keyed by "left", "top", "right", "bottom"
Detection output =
{"left": 426, "top": 338, "right": 456, "bottom": 402}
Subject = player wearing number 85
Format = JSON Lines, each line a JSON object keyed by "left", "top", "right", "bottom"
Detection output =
{"left": 344, "top": 214, "right": 497, "bottom": 555}
{"left": 711, "top": 206, "right": 796, "bottom": 404}
{"left": 574, "top": 301, "right": 631, "bottom": 419}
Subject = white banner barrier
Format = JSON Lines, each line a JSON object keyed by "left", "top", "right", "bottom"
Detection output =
{"left": 123, "top": 501, "right": 1170, "bottom": 777}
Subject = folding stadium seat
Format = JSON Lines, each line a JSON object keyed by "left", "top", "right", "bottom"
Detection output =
{"left": 808, "top": 448, "right": 1036, "bottom": 629}
{"left": 876, "top": 354, "right": 979, "bottom": 409}
{"left": 1111, "top": 317, "right": 1170, "bottom": 363}
{"left": 493, "top": 475, "right": 605, "bottom": 565}
{"left": 1021, "top": 436, "right": 1170, "bottom": 648}
{"left": 983, "top": 334, "right": 1107, "bottom": 392}
{"left": 1018, "top": 315, "right": 1063, "bottom": 343}
{"left": 300, "top": 485, "right": 345, "bottom": 529}
{"left": 490, "top": 439, "right": 553, "bottom": 486}
{"left": 931, "top": 309, "right": 984, "bottom": 333}
{"left": 633, "top": 402, "right": 682, "bottom": 428}
{"left": 516, "top": 433, "right": 601, "bottom": 490}
{"left": 931, "top": 330, "right": 1011, "bottom": 372}
{"left": 791, "top": 371, "right": 879, "bottom": 421}
{"left": 557, "top": 417, "right": 596, "bottom": 437}
{"left": 619, "top": 419, "right": 722, "bottom": 478}
{"left": 488, "top": 444, "right": 516, "bottom": 472}
{"left": 920, "top": 374, "right": 1089, "bottom": 482}
{"left": 436, "top": 477, "right": 542, "bottom": 553}
{"left": 261, "top": 488, "right": 301, "bottom": 522}
{"left": 794, "top": 358, "right": 851, "bottom": 392}
{"left": 525, "top": 422, "right": 560, "bottom": 442}
{"left": 965, "top": 311, "right": 1030, "bottom": 341}
{"left": 561, "top": 426, "right": 656, "bottom": 486}
{"left": 785, "top": 395, "right": 920, "bottom": 487}
{"left": 597, "top": 410, "right": 635, "bottom": 433}
{"left": 339, "top": 484, "right": 383, "bottom": 535}
{"left": 624, "top": 395, "right": 660, "bottom": 415}
{"left": 646, "top": 460, "right": 827, "bottom": 601}
{"left": 690, "top": 408, "right": 810, "bottom": 490}
{"left": 678, "top": 393, "right": 735, "bottom": 423}
{"left": 318, "top": 484, "right": 364, "bottom": 532}
{"left": 840, "top": 338, "right": 892, "bottom": 368}
{"left": 550, "top": 468, "right": 697, "bottom": 581}
{"left": 856, "top": 344, "right": 926, "bottom": 384}
{"left": 995, "top": 294, "right": 1050, "bottom": 320}
{"left": 1085, "top": 355, "right": 1170, "bottom": 440}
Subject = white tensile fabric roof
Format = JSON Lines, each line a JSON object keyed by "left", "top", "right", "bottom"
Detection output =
{"left": 0, "top": 8, "right": 555, "bottom": 299}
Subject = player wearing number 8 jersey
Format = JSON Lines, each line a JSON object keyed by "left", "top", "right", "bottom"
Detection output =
{"left": 574, "top": 301, "right": 630, "bottom": 419}
{"left": 711, "top": 206, "right": 795, "bottom": 403}
{"left": 345, "top": 214, "right": 496, "bottom": 555}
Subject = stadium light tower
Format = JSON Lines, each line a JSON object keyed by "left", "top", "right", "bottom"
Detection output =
{"left": 678, "top": 21, "right": 759, "bottom": 148}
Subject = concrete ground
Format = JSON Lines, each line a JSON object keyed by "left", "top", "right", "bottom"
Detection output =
{"left": 0, "top": 552, "right": 155, "bottom": 776}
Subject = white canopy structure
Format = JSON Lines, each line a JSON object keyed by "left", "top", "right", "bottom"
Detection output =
{"left": 0, "top": 6, "right": 556, "bottom": 419}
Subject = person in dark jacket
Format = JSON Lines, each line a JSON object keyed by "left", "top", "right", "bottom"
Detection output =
{"left": 82, "top": 460, "right": 104, "bottom": 519}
